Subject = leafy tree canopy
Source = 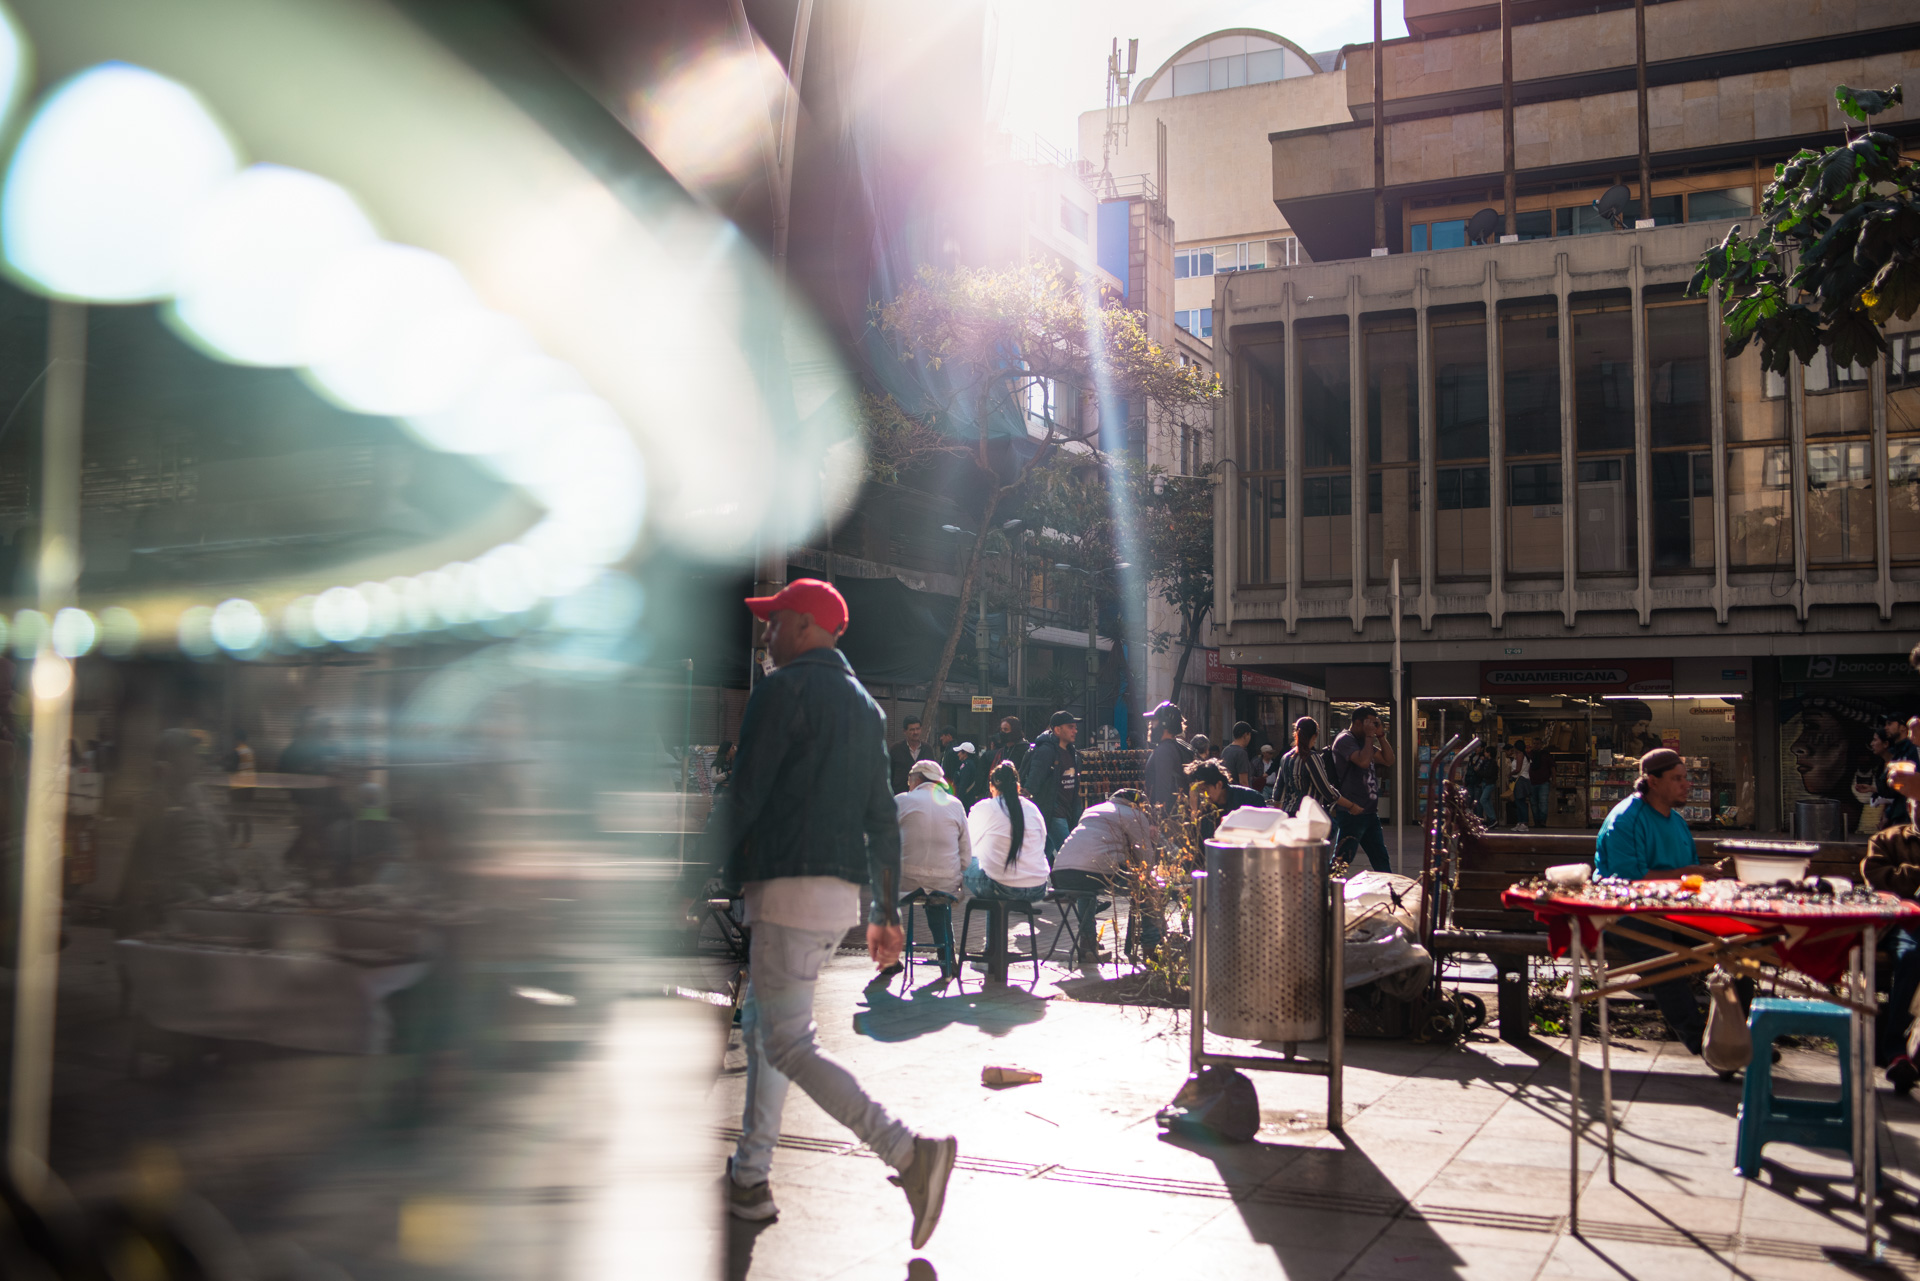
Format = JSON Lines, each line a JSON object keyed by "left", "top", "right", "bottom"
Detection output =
{"left": 1691, "top": 82, "right": 1915, "bottom": 373}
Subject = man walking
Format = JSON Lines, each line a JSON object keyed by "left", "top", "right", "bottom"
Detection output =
{"left": 890, "top": 715, "right": 936, "bottom": 796}
{"left": 1022, "top": 711, "right": 1084, "bottom": 856}
{"left": 1221, "top": 721, "right": 1255, "bottom": 789}
{"left": 1142, "top": 701, "right": 1192, "bottom": 812}
{"left": 708, "top": 578, "right": 955, "bottom": 1245}
{"left": 1529, "top": 737, "right": 1557, "bottom": 830}
{"left": 1329, "top": 706, "right": 1395, "bottom": 873}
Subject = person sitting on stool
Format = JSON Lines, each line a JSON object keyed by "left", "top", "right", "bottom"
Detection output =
{"left": 1593, "top": 748, "right": 1726, "bottom": 1055}
{"left": 1052, "top": 788, "right": 1162, "bottom": 963}
{"left": 964, "top": 762, "right": 1050, "bottom": 905}
{"left": 1864, "top": 746, "right": 1920, "bottom": 1092}
{"left": 888, "top": 757, "right": 969, "bottom": 982}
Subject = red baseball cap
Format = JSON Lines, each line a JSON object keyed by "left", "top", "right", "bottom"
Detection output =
{"left": 744, "top": 578, "right": 848, "bottom": 635}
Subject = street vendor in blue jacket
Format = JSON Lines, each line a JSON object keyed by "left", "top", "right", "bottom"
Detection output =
{"left": 1591, "top": 748, "right": 1720, "bottom": 1054}
{"left": 1594, "top": 748, "right": 1723, "bottom": 881}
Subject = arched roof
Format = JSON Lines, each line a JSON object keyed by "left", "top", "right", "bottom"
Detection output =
{"left": 1134, "top": 29, "right": 1321, "bottom": 104}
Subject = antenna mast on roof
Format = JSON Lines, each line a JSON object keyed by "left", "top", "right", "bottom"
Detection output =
{"left": 1098, "top": 37, "right": 1137, "bottom": 199}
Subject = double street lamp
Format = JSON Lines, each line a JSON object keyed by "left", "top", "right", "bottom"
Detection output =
{"left": 1051, "top": 561, "right": 1130, "bottom": 738}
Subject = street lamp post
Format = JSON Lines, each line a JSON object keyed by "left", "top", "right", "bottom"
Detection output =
{"left": 943, "top": 520, "right": 1023, "bottom": 738}
{"left": 1053, "top": 562, "right": 1130, "bottom": 742}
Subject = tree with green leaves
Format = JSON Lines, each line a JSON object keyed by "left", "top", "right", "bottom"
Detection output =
{"left": 1138, "top": 469, "right": 1215, "bottom": 700}
{"left": 870, "top": 261, "right": 1218, "bottom": 732}
{"left": 1690, "top": 83, "right": 1915, "bottom": 372}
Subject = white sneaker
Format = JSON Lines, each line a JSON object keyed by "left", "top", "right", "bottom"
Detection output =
{"left": 1513, "top": 823, "right": 1528, "bottom": 833}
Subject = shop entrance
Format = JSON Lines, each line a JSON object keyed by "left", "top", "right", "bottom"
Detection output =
{"left": 1413, "top": 657, "right": 1753, "bottom": 832}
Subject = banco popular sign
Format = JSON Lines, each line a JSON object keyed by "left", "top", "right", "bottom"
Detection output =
{"left": 1479, "top": 658, "right": 1673, "bottom": 695}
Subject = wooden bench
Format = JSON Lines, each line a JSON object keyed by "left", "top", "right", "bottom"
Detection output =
{"left": 1437, "top": 832, "right": 1869, "bottom": 1043}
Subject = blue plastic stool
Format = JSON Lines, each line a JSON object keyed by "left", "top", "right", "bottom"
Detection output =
{"left": 1736, "top": 998, "right": 1871, "bottom": 1180}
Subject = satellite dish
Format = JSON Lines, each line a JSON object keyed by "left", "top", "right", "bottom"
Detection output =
{"left": 1594, "top": 184, "right": 1633, "bottom": 230}
{"left": 1466, "top": 207, "right": 1501, "bottom": 246}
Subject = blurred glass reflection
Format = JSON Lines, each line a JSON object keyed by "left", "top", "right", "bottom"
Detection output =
{"left": 0, "top": 1, "right": 881, "bottom": 1277}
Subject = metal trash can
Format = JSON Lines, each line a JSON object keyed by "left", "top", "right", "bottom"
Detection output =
{"left": 1204, "top": 836, "right": 1328, "bottom": 1041}
{"left": 1793, "top": 798, "right": 1844, "bottom": 842}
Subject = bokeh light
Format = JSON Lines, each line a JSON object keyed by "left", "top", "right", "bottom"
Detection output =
{"left": 170, "top": 164, "right": 377, "bottom": 366}
{"left": 312, "top": 584, "right": 370, "bottom": 644}
{"left": 97, "top": 606, "right": 137, "bottom": 656}
{"left": 11, "top": 607, "right": 43, "bottom": 658}
{"left": 3, "top": 63, "right": 237, "bottom": 301}
{"left": 176, "top": 604, "right": 216, "bottom": 657}
{"left": 49, "top": 606, "right": 94, "bottom": 658}
{"left": 210, "top": 597, "right": 265, "bottom": 653}
{"left": 298, "top": 241, "right": 508, "bottom": 418}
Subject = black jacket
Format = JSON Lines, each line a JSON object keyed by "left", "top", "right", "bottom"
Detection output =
{"left": 889, "top": 739, "right": 937, "bottom": 796}
{"left": 1022, "top": 733, "right": 1084, "bottom": 825}
{"left": 703, "top": 648, "right": 900, "bottom": 919}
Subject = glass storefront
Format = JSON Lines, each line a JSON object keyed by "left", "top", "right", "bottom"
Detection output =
{"left": 1414, "top": 673, "right": 1754, "bottom": 831}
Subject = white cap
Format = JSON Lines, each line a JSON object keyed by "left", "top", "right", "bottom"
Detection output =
{"left": 908, "top": 757, "right": 946, "bottom": 783}
{"left": 955, "top": 742, "right": 976, "bottom": 755}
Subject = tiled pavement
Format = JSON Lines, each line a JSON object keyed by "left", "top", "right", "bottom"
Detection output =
{"left": 712, "top": 939, "right": 1920, "bottom": 1280}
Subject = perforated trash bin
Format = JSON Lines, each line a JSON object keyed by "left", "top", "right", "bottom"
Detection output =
{"left": 1204, "top": 835, "right": 1328, "bottom": 1041}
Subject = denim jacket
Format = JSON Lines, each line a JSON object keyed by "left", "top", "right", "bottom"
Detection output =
{"left": 704, "top": 647, "right": 901, "bottom": 921}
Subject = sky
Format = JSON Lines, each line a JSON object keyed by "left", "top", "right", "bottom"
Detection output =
{"left": 988, "top": 0, "right": 1409, "bottom": 155}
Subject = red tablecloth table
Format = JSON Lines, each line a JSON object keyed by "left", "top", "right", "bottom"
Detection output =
{"left": 1501, "top": 883, "right": 1920, "bottom": 1259}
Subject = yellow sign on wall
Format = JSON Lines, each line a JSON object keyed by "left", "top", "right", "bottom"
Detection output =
{"left": 971, "top": 696, "right": 993, "bottom": 713}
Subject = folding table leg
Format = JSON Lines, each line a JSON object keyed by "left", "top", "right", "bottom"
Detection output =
{"left": 1596, "top": 931, "right": 1615, "bottom": 1185}
{"left": 1568, "top": 927, "right": 1584, "bottom": 1234}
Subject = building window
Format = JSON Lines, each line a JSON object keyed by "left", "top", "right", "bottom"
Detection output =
{"left": 1727, "top": 345, "right": 1788, "bottom": 441}
{"left": 1507, "top": 462, "right": 1564, "bottom": 577}
{"left": 1302, "top": 474, "right": 1352, "bottom": 583}
{"left": 1688, "top": 188, "right": 1752, "bottom": 222}
{"left": 1647, "top": 299, "right": 1709, "bottom": 448}
{"left": 1891, "top": 437, "right": 1920, "bottom": 562}
{"left": 1502, "top": 303, "right": 1560, "bottom": 458}
{"left": 1176, "top": 308, "right": 1213, "bottom": 339}
{"left": 1576, "top": 457, "right": 1636, "bottom": 574}
{"left": 1182, "top": 241, "right": 1266, "bottom": 276}
{"left": 1300, "top": 318, "right": 1352, "bottom": 584}
{"left": 1175, "top": 247, "right": 1214, "bottom": 279}
{"left": 1436, "top": 465, "right": 1491, "bottom": 577}
{"left": 1514, "top": 209, "right": 1552, "bottom": 241}
{"left": 1025, "top": 375, "right": 1056, "bottom": 424}
{"left": 1236, "top": 337, "right": 1284, "bottom": 586}
{"left": 1060, "top": 199, "right": 1089, "bottom": 241}
{"left": 1573, "top": 303, "right": 1634, "bottom": 453}
{"left": 1411, "top": 220, "right": 1467, "bottom": 252}
{"left": 1652, "top": 451, "right": 1713, "bottom": 571}
{"left": 1432, "top": 311, "right": 1489, "bottom": 461}
{"left": 1727, "top": 445, "right": 1790, "bottom": 567}
{"left": 1807, "top": 439, "right": 1873, "bottom": 564}
{"left": 1148, "top": 34, "right": 1315, "bottom": 101}
{"left": 1268, "top": 236, "right": 1302, "bottom": 267}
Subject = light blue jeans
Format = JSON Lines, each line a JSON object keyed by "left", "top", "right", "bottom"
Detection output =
{"left": 733, "top": 921, "right": 915, "bottom": 1184}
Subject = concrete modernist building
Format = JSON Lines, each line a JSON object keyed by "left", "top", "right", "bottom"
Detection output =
{"left": 1211, "top": 0, "right": 1920, "bottom": 835}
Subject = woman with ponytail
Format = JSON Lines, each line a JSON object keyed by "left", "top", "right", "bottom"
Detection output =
{"left": 962, "top": 761, "right": 1050, "bottom": 902}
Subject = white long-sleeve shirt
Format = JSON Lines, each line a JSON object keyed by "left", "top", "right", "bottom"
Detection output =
{"left": 966, "top": 795, "right": 1051, "bottom": 888}
{"left": 896, "top": 784, "right": 969, "bottom": 895}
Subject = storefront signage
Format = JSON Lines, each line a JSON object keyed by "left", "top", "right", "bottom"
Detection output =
{"left": 1479, "top": 658, "right": 1673, "bottom": 695}
{"left": 1779, "top": 654, "right": 1920, "bottom": 684}
{"left": 1204, "top": 648, "right": 1315, "bottom": 696}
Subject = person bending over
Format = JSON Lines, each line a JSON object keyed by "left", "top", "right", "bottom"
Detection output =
{"left": 1052, "top": 788, "right": 1161, "bottom": 963}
